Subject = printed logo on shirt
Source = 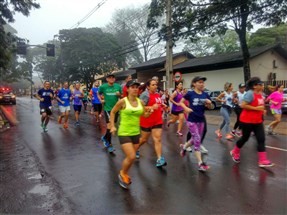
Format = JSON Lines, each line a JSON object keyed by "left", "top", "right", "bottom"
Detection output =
{"left": 193, "top": 98, "right": 205, "bottom": 106}
{"left": 258, "top": 98, "right": 264, "bottom": 105}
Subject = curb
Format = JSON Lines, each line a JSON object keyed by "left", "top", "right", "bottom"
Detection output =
{"left": 0, "top": 105, "right": 19, "bottom": 126}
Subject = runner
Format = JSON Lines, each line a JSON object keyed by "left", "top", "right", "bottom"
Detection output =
{"left": 35, "top": 81, "right": 54, "bottom": 132}
{"left": 121, "top": 75, "right": 132, "bottom": 98}
{"left": 179, "top": 76, "right": 212, "bottom": 172}
{"left": 110, "top": 80, "right": 150, "bottom": 189}
{"left": 265, "top": 84, "right": 287, "bottom": 135}
{"left": 138, "top": 79, "right": 167, "bottom": 167}
{"left": 89, "top": 81, "right": 102, "bottom": 122}
{"left": 230, "top": 77, "right": 274, "bottom": 168}
{"left": 167, "top": 82, "right": 185, "bottom": 136}
{"left": 82, "top": 88, "right": 89, "bottom": 112}
{"left": 72, "top": 82, "right": 84, "bottom": 126}
{"left": 98, "top": 73, "right": 122, "bottom": 153}
{"left": 56, "top": 81, "right": 72, "bottom": 129}
{"left": 215, "top": 82, "right": 236, "bottom": 140}
{"left": 231, "top": 83, "right": 246, "bottom": 137}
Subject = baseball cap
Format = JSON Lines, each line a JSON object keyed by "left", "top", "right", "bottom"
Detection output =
{"left": 106, "top": 73, "right": 115, "bottom": 78}
{"left": 238, "top": 83, "right": 246, "bottom": 88}
{"left": 126, "top": 80, "right": 140, "bottom": 87}
{"left": 192, "top": 76, "right": 207, "bottom": 83}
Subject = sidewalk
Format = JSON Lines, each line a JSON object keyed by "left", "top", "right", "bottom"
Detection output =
{"left": 205, "top": 113, "right": 287, "bottom": 135}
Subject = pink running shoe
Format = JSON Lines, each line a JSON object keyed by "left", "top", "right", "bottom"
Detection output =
{"left": 176, "top": 131, "right": 183, "bottom": 136}
{"left": 215, "top": 130, "right": 222, "bottom": 138}
{"left": 230, "top": 150, "right": 240, "bottom": 163}
{"left": 198, "top": 162, "right": 210, "bottom": 172}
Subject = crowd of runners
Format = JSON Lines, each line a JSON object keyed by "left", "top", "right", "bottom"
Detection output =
{"left": 35, "top": 74, "right": 286, "bottom": 189}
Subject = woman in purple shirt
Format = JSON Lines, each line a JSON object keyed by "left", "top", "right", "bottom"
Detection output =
{"left": 167, "top": 82, "right": 185, "bottom": 136}
{"left": 72, "top": 83, "right": 84, "bottom": 126}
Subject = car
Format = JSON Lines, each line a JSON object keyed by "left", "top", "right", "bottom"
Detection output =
{"left": 209, "top": 90, "right": 222, "bottom": 109}
{"left": 0, "top": 87, "right": 16, "bottom": 105}
{"left": 282, "top": 88, "right": 287, "bottom": 113}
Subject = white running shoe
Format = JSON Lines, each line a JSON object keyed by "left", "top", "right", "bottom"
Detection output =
{"left": 200, "top": 145, "right": 208, "bottom": 154}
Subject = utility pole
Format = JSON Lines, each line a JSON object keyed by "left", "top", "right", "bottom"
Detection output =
{"left": 165, "top": 0, "right": 173, "bottom": 90}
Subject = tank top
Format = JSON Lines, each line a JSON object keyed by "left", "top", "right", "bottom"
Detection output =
{"left": 73, "top": 89, "right": 82, "bottom": 105}
{"left": 118, "top": 97, "right": 144, "bottom": 136}
{"left": 240, "top": 92, "right": 264, "bottom": 124}
{"left": 222, "top": 91, "right": 233, "bottom": 107}
{"left": 140, "top": 92, "right": 163, "bottom": 128}
{"left": 172, "top": 90, "right": 184, "bottom": 112}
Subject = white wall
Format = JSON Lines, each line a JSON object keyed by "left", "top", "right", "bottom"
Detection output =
{"left": 250, "top": 50, "right": 287, "bottom": 81}
{"left": 181, "top": 67, "right": 244, "bottom": 91}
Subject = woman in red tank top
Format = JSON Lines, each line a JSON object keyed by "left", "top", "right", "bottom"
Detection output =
{"left": 137, "top": 79, "right": 167, "bottom": 168}
{"left": 230, "top": 77, "right": 274, "bottom": 168}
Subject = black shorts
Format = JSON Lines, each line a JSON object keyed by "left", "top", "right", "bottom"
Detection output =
{"left": 93, "top": 103, "right": 102, "bottom": 113}
{"left": 82, "top": 100, "right": 88, "bottom": 104}
{"left": 118, "top": 135, "right": 140, "bottom": 145}
{"left": 171, "top": 110, "right": 184, "bottom": 116}
{"left": 73, "top": 105, "right": 82, "bottom": 112}
{"left": 140, "top": 124, "right": 162, "bottom": 132}
{"left": 104, "top": 111, "right": 118, "bottom": 123}
{"left": 40, "top": 106, "right": 52, "bottom": 116}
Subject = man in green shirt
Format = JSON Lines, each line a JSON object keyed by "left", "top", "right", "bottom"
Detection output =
{"left": 98, "top": 73, "right": 122, "bottom": 153}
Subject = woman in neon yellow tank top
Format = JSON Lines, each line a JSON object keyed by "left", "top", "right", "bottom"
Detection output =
{"left": 110, "top": 80, "right": 151, "bottom": 189}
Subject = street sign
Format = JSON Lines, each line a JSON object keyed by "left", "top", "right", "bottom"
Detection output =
{"left": 173, "top": 72, "right": 182, "bottom": 82}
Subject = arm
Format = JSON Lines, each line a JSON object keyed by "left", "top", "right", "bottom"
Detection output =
{"left": 97, "top": 91, "right": 104, "bottom": 104}
{"left": 240, "top": 101, "right": 265, "bottom": 112}
{"left": 179, "top": 98, "right": 193, "bottom": 113}
{"left": 216, "top": 92, "right": 225, "bottom": 103}
{"left": 35, "top": 91, "right": 44, "bottom": 102}
{"left": 110, "top": 99, "right": 125, "bottom": 135}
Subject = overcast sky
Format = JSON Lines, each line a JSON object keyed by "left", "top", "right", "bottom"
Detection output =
{"left": 11, "top": 0, "right": 151, "bottom": 45}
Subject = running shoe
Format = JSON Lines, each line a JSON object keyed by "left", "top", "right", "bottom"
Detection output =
{"left": 186, "top": 146, "right": 193, "bottom": 152}
{"left": 57, "top": 116, "right": 62, "bottom": 124}
{"left": 225, "top": 134, "right": 234, "bottom": 140}
{"left": 63, "top": 123, "right": 68, "bottom": 129}
{"left": 156, "top": 156, "right": 167, "bottom": 167}
{"left": 258, "top": 160, "right": 274, "bottom": 168}
{"left": 235, "top": 131, "right": 242, "bottom": 137}
{"left": 200, "top": 145, "right": 208, "bottom": 154}
{"left": 75, "top": 121, "right": 80, "bottom": 126}
{"left": 198, "top": 162, "right": 210, "bottom": 172}
{"left": 230, "top": 150, "right": 240, "bottom": 163}
{"left": 231, "top": 130, "right": 236, "bottom": 136}
{"left": 108, "top": 145, "right": 115, "bottom": 153}
{"left": 268, "top": 130, "right": 277, "bottom": 135}
{"left": 43, "top": 126, "right": 48, "bottom": 132}
{"left": 136, "top": 150, "right": 140, "bottom": 159}
{"left": 101, "top": 136, "right": 110, "bottom": 148}
{"left": 215, "top": 130, "right": 222, "bottom": 138}
{"left": 179, "top": 144, "right": 186, "bottom": 157}
{"left": 176, "top": 131, "right": 183, "bottom": 136}
{"left": 118, "top": 171, "right": 131, "bottom": 189}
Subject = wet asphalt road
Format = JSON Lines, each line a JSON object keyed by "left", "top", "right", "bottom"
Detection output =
{"left": 0, "top": 97, "right": 286, "bottom": 214}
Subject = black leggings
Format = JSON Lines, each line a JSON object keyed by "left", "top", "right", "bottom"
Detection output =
{"left": 186, "top": 117, "right": 207, "bottom": 144}
{"left": 233, "top": 106, "right": 242, "bottom": 130}
{"left": 236, "top": 122, "right": 266, "bottom": 152}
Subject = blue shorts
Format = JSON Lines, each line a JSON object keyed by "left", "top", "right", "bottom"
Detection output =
{"left": 73, "top": 105, "right": 82, "bottom": 112}
{"left": 271, "top": 109, "right": 282, "bottom": 115}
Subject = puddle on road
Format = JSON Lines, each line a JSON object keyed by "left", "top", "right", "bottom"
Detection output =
{"left": 28, "top": 184, "right": 49, "bottom": 195}
{"left": 27, "top": 173, "right": 43, "bottom": 180}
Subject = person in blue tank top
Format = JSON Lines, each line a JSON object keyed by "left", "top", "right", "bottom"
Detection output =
{"left": 89, "top": 81, "right": 102, "bottom": 122}
{"left": 72, "top": 82, "right": 84, "bottom": 126}
{"left": 56, "top": 81, "right": 72, "bottom": 129}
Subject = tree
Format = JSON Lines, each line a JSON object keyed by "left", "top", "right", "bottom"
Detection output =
{"left": 249, "top": 24, "right": 287, "bottom": 48}
{"left": 57, "top": 27, "right": 122, "bottom": 88}
{"left": 0, "top": 0, "right": 40, "bottom": 70}
{"left": 148, "top": 0, "right": 287, "bottom": 82}
{"left": 107, "top": 4, "right": 164, "bottom": 62}
{"left": 183, "top": 30, "right": 241, "bottom": 56}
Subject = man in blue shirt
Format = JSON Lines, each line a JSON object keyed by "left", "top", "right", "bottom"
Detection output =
{"left": 35, "top": 81, "right": 54, "bottom": 132}
{"left": 56, "top": 81, "right": 72, "bottom": 129}
{"left": 89, "top": 80, "right": 102, "bottom": 122}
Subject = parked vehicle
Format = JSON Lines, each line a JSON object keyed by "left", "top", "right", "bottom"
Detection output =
{"left": 209, "top": 90, "right": 222, "bottom": 109}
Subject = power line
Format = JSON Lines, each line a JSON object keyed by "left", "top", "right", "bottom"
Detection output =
{"left": 70, "top": 0, "right": 108, "bottom": 29}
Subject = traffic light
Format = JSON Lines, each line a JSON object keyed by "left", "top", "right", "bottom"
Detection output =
{"left": 46, "top": 44, "right": 55, "bottom": 57}
{"left": 16, "top": 42, "right": 27, "bottom": 55}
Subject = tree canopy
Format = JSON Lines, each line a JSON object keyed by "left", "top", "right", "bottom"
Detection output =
{"left": 148, "top": 0, "right": 287, "bottom": 81}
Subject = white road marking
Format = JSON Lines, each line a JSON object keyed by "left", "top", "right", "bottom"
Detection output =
{"left": 266, "top": 146, "right": 287, "bottom": 152}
